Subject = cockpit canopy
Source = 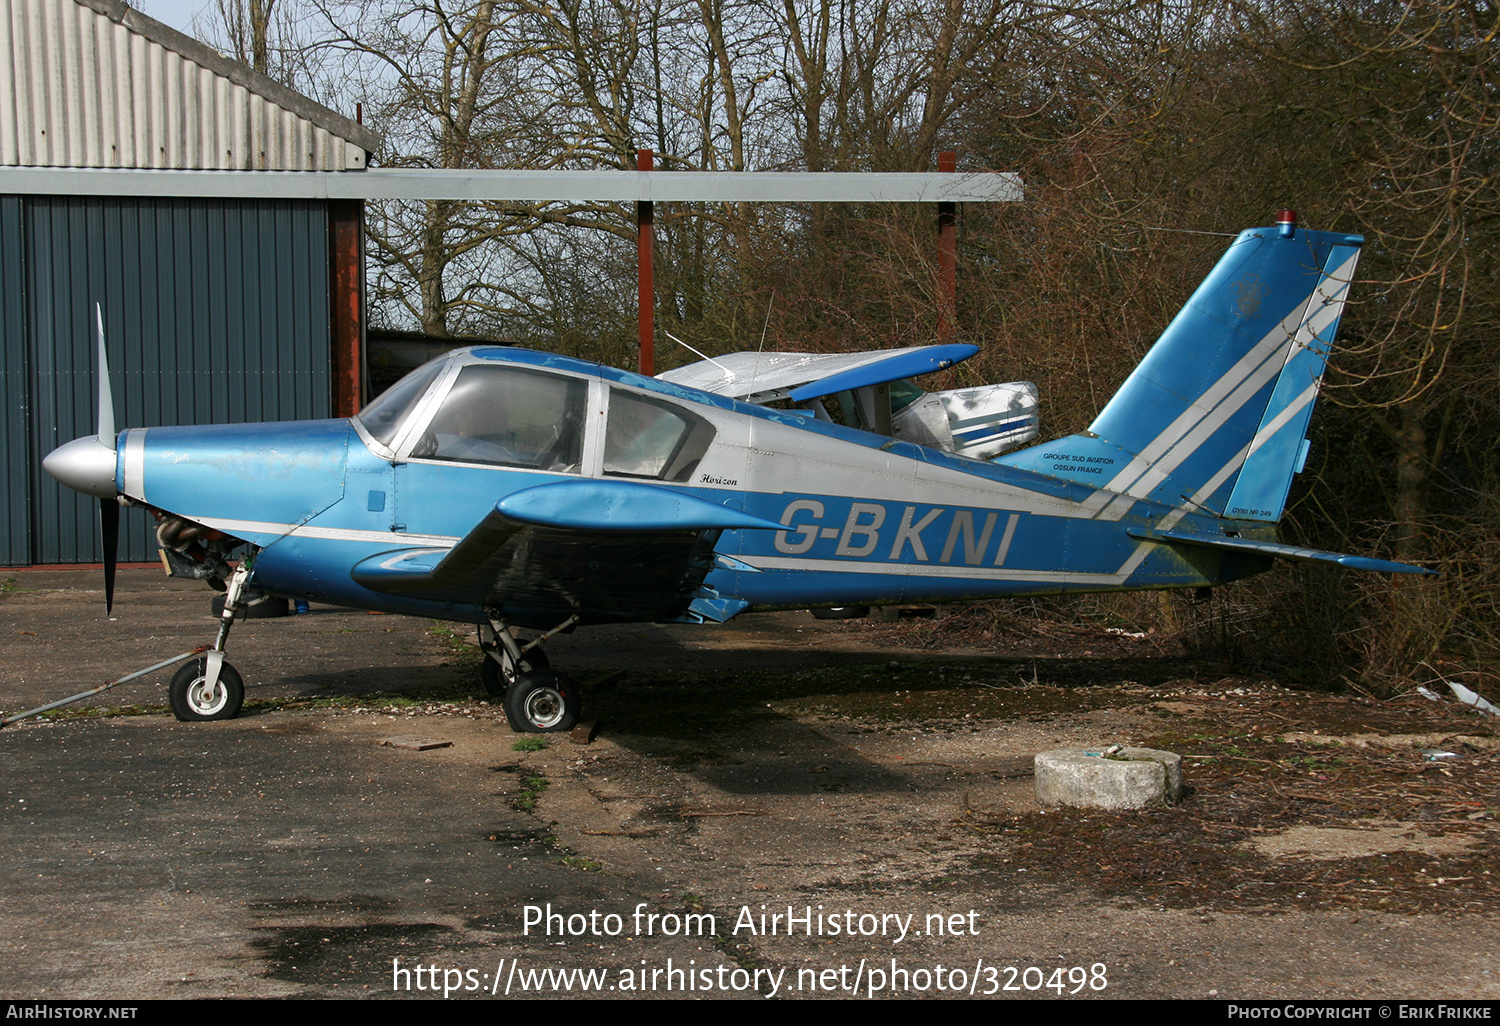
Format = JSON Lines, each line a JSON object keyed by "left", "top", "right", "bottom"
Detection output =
{"left": 355, "top": 348, "right": 715, "bottom": 483}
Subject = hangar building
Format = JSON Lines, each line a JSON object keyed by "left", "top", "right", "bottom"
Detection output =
{"left": 0, "top": 0, "right": 378, "bottom": 565}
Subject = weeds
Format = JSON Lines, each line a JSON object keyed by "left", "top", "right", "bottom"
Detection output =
{"left": 511, "top": 773, "right": 548, "bottom": 812}
{"left": 429, "top": 624, "right": 479, "bottom": 659}
{"left": 558, "top": 855, "right": 603, "bottom": 871}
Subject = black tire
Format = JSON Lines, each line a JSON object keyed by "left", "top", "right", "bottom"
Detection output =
{"left": 503, "top": 671, "right": 579, "bottom": 733}
{"left": 479, "top": 647, "right": 550, "bottom": 698}
{"left": 209, "top": 593, "right": 290, "bottom": 619}
{"left": 810, "top": 606, "right": 870, "bottom": 620}
{"left": 169, "top": 657, "right": 245, "bottom": 722}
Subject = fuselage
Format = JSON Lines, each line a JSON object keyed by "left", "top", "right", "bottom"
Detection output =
{"left": 109, "top": 346, "right": 1267, "bottom": 627}
{"left": 46, "top": 221, "right": 1425, "bottom": 639}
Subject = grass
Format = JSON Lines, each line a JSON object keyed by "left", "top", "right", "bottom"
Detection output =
{"left": 558, "top": 855, "right": 603, "bottom": 871}
{"left": 512, "top": 736, "right": 548, "bottom": 752}
{"left": 33, "top": 703, "right": 168, "bottom": 721}
{"left": 511, "top": 772, "right": 548, "bottom": 812}
{"left": 429, "top": 624, "right": 479, "bottom": 659}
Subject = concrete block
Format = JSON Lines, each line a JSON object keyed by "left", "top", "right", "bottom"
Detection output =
{"left": 1034, "top": 747, "right": 1183, "bottom": 810}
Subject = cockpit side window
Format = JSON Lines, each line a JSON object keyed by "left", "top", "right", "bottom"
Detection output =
{"left": 603, "top": 390, "right": 715, "bottom": 482}
{"left": 821, "top": 390, "right": 862, "bottom": 430}
{"left": 888, "top": 378, "right": 925, "bottom": 413}
{"left": 410, "top": 365, "right": 586, "bottom": 472}
{"left": 356, "top": 357, "right": 448, "bottom": 448}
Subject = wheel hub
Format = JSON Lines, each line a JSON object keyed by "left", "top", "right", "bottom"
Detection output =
{"left": 190, "top": 678, "right": 227, "bottom": 715}
{"left": 523, "top": 688, "right": 565, "bottom": 729}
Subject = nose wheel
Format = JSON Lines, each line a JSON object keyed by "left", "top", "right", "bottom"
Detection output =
{"left": 169, "top": 656, "right": 244, "bottom": 721}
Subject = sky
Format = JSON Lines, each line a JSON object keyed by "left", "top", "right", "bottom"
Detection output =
{"left": 135, "top": 0, "right": 216, "bottom": 38}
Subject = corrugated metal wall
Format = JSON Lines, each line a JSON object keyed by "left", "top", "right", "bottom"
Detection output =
{"left": 1, "top": 195, "right": 330, "bottom": 565}
{"left": 0, "top": 196, "right": 29, "bottom": 565}
{"left": 0, "top": 0, "right": 371, "bottom": 170}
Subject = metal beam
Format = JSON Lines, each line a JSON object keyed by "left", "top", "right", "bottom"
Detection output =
{"left": 0, "top": 167, "right": 1024, "bottom": 204}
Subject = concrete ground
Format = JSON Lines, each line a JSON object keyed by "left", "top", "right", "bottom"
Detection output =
{"left": 1, "top": 568, "right": 1495, "bottom": 1000}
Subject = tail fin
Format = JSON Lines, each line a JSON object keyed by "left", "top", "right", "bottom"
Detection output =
{"left": 1000, "top": 215, "right": 1363, "bottom": 522}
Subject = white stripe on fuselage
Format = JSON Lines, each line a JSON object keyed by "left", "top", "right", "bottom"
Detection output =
{"left": 743, "top": 554, "right": 1130, "bottom": 586}
{"left": 733, "top": 443, "right": 1089, "bottom": 520}
{"left": 122, "top": 429, "right": 146, "bottom": 501}
{"left": 194, "top": 517, "right": 460, "bottom": 547}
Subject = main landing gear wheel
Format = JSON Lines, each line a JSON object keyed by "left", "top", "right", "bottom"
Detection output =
{"left": 504, "top": 671, "right": 579, "bottom": 733}
{"left": 479, "top": 648, "right": 550, "bottom": 698}
{"left": 169, "top": 657, "right": 244, "bottom": 721}
{"left": 810, "top": 606, "right": 870, "bottom": 620}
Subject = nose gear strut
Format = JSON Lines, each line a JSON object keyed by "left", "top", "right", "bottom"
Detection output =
{"left": 168, "top": 557, "right": 255, "bottom": 721}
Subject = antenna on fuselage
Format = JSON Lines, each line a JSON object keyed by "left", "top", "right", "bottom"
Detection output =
{"left": 665, "top": 331, "right": 735, "bottom": 379}
{"left": 757, "top": 291, "right": 774, "bottom": 354}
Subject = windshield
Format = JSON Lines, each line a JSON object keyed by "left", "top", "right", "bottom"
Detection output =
{"left": 356, "top": 356, "right": 449, "bottom": 448}
{"left": 409, "top": 365, "right": 586, "bottom": 472}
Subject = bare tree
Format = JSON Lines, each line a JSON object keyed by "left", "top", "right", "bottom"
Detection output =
{"left": 193, "top": 0, "right": 324, "bottom": 91}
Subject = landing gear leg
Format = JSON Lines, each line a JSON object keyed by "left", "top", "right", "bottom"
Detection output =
{"left": 478, "top": 613, "right": 580, "bottom": 733}
{"left": 171, "top": 560, "right": 250, "bottom": 721}
{"left": 478, "top": 620, "right": 549, "bottom": 698}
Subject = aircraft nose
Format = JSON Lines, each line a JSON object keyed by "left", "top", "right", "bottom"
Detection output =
{"left": 42, "top": 435, "right": 118, "bottom": 498}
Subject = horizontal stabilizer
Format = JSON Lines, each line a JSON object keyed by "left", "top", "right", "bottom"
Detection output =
{"left": 1126, "top": 528, "right": 1436, "bottom": 575}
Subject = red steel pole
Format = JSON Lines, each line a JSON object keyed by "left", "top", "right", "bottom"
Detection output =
{"left": 329, "top": 198, "right": 365, "bottom": 416}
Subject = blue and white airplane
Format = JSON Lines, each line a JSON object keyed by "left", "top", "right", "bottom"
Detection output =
{"left": 43, "top": 213, "right": 1432, "bottom": 732}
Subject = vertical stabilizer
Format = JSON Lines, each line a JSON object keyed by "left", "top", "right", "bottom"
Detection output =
{"left": 998, "top": 216, "right": 1363, "bottom": 522}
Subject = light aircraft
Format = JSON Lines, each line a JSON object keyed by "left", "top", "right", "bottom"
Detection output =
{"left": 42, "top": 213, "right": 1433, "bottom": 733}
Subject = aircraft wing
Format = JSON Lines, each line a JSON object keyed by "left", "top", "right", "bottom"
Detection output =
{"left": 1126, "top": 529, "right": 1437, "bottom": 575}
{"left": 351, "top": 480, "right": 785, "bottom": 623}
{"left": 658, "top": 344, "right": 978, "bottom": 403}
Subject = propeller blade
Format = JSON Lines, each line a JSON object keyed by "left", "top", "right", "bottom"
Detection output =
{"left": 95, "top": 304, "right": 119, "bottom": 613}
{"left": 95, "top": 304, "right": 115, "bottom": 450}
{"left": 100, "top": 496, "right": 119, "bottom": 615}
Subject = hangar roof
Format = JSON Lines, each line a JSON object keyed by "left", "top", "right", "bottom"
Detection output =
{"left": 0, "top": 0, "right": 380, "bottom": 171}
